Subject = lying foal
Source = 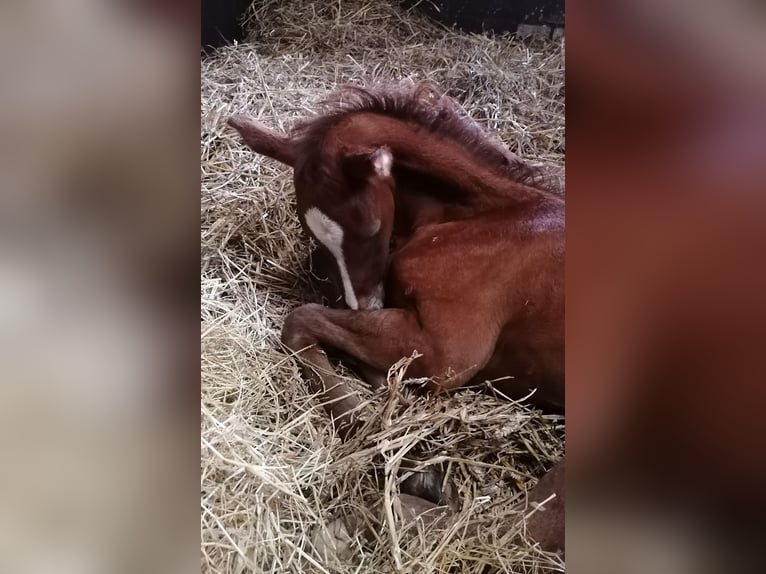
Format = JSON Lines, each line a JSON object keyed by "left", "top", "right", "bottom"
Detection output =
{"left": 229, "top": 83, "right": 565, "bottom": 552}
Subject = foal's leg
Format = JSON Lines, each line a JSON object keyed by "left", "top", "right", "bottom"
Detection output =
{"left": 282, "top": 303, "right": 496, "bottom": 392}
{"left": 282, "top": 302, "right": 500, "bottom": 431}
{"left": 282, "top": 304, "right": 430, "bottom": 375}
{"left": 282, "top": 303, "right": 494, "bottom": 505}
{"left": 523, "top": 458, "right": 565, "bottom": 553}
{"left": 283, "top": 303, "right": 448, "bottom": 503}
{"left": 279, "top": 332, "right": 362, "bottom": 440}
{"left": 281, "top": 304, "right": 429, "bottom": 439}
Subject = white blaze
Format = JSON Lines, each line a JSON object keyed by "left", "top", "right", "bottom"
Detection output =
{"left": 304, "top": 207, "right": 359, "bottom": 310}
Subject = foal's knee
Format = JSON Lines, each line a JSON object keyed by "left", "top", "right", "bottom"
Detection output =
{"left": 281, "top": 303, "right": 323, "bottom": 351}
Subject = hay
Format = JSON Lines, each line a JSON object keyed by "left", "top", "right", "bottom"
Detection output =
{"left": 201, "top": 1, "right": 565, "bottom": 572}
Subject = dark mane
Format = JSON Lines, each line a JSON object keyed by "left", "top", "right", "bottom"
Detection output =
{"left": 290, "top": 81, "right": 558, "bottom": 193}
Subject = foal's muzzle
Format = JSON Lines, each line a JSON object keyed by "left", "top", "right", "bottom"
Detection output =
{"left": 356, "top": 284, "right": 384, "bottom": 311}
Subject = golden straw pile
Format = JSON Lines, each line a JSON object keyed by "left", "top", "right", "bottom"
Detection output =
{"left": 201, "top": 1, "right": 564, "bottom": 572}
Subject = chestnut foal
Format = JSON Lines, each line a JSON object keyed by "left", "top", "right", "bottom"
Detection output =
{"left": 229, "top": 83, "right": 565, "bottom": 551}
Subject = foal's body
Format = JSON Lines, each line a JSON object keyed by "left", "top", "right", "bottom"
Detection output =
{"left": 231, "top": 85, "right": 564, "bottom": 408}
{"left": 387, "top": 205, "right": 564, "bottom": 403}
{"left": 229, "top": 83, "right": 565, "bottom": 551}
{"left": 287, "top": 203, "right": 564, "bottom": 407}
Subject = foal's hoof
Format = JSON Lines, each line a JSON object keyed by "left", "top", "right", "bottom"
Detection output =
{"left": 399, "top": 462, "right": 459, "bottom": 511}
{"left": 311, "top": 515, "right": 362, "bottom": 563}
{"left": 397, "top": 493, "right": 451, "bottom": 529}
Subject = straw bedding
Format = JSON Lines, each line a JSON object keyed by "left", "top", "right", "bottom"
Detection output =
{"left": 201, "top": 1, "right": 564, "bottom": 572}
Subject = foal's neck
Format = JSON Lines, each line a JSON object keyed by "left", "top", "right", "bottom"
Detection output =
{"left": 390, "top": 165, "right": 554, "bottom": 240}
{"left": 333, "top": 113, "right": 554, "bottom": 206}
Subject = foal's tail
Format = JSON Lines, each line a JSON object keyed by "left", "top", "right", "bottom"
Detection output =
{"left": 227, "top": 114, "right": 298, "bottom": 167}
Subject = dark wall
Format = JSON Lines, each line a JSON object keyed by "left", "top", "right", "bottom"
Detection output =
{"left": 201, "top": 0, "right": 252, "bottom": 54}
{"left": 403, "top": 0, "right": 564, "bottom": 34}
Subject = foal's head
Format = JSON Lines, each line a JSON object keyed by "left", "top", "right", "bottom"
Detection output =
{"left": 298, "top": 146, "right": 395, "bottom": 310}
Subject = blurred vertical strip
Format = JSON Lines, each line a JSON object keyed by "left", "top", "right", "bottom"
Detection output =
{"left": 0, "top": 0, "right": 200, "bottom": 572}
{"left": 566, "top": 0, "right": 766, "bottom": 572}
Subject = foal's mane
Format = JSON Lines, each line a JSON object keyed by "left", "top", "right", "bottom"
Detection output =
{"left": 292, "top": 81, "right": 557, "bottom": 192}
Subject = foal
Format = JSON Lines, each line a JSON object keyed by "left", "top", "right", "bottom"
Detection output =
{"left": 229, "top": 83, "right": 565, "bottom": 550}
{"left": 230, "top": 83, "right": 563, "bottom": 420}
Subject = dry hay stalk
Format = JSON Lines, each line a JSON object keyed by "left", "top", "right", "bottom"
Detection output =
{"left": 202, "top": 1, "right": 564, "bottom": 572}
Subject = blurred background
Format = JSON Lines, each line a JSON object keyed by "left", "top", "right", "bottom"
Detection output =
{"left": 0, "top": 1, "right": 198, "bottom": 573}
{"left": 566, "top": 1, "right": 766, "bottom": 572}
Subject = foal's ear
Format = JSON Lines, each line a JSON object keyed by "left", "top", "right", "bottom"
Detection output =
{"left": 341, "top": 147, "right": 393, "bottom": 182}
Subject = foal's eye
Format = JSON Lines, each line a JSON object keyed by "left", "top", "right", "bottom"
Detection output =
{"left": 348, "top": 219, "right": 380, "bottom": 240}
{"left": 348, "top": 207, "right": 381, "bottom": 239}
{"left": 363, "top": 217, "right": 382, "bottom": 237}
